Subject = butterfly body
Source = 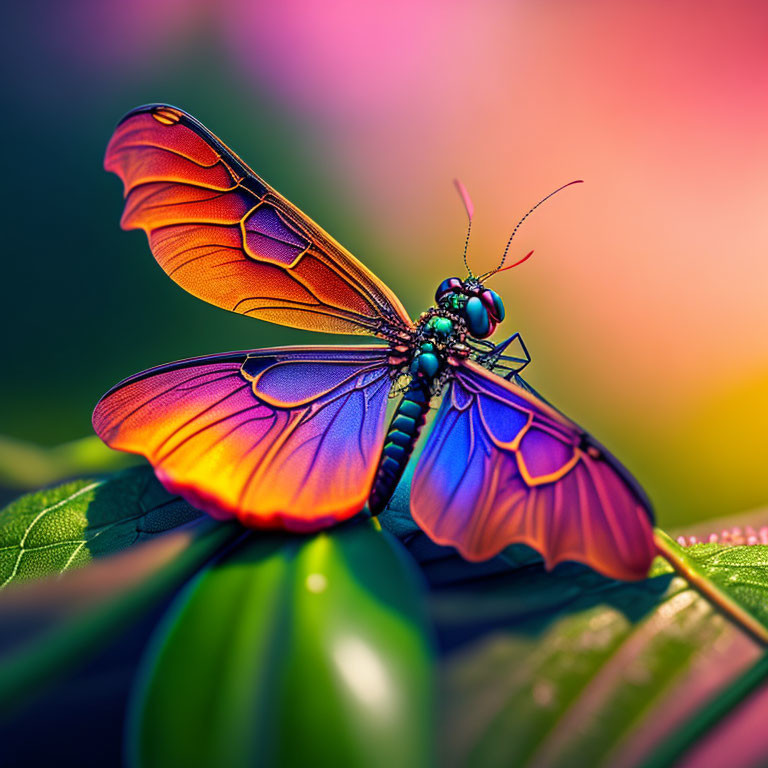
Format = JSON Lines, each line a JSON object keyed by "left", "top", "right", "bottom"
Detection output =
{"left": 94, "top": 103, "right": 658, "bottom": 581}
{"left": 369, "top": 276, "right": 513, "bottom": 510}
{"left": 369, "top": 301, "right": 468, "bottom": 512}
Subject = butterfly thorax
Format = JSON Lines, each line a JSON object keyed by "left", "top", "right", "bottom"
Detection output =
{"left": 369, "top": 279, "right": 502, "bottom": 514}
{"left": 388, "top": 307, "right": 470, "bottom": 395}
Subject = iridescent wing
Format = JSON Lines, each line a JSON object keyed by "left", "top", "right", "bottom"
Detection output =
{"left": 104, "top": 104, "right": 412, "bottom": 339}
{"left": 410, "top": 360, "right": 656, "bottom": 580}
{"left": 93, "top": 347, "right": 392, "bottom": 531}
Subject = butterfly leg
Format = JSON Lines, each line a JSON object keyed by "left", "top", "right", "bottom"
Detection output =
{"left": 472, "top": 332, "right": 532, "bottom": 379}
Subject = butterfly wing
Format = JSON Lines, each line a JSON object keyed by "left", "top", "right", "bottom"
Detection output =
{"left": 93, "top": 346, "right": 393, "bottom": 532}
{"left": 411, "top": 360, "right": 656, "bottom": 580}
{"left": 104, "top": 104, "right": 412, "bottom": 339}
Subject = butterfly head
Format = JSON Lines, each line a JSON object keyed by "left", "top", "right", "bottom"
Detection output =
{"left": 434, "top": 277, "right": 504, "bottom": 339}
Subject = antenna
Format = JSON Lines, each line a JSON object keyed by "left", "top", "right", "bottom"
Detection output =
{"left": 480, "top": 250, "right": 534, "bottom": 282}
{"left": 482, "top": 179, "right": 583, "bottom": 281}
{"left": 454, "top": 178, "right": 474, "bottom": 277}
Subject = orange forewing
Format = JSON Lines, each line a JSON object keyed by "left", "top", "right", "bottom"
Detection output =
{"left": 92, "top": 347, "right": 393, "bottom": 532}
{"left": 105, "top": 104, "right": 412, "bottom": 339}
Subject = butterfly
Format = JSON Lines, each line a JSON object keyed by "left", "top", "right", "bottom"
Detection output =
{"left": 93, "top": 104, "right": 656, "bottom": 581}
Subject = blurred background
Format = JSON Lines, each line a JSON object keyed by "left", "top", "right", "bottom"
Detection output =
{"left": 1, "top": 0, "right": 766, "bottom": 527}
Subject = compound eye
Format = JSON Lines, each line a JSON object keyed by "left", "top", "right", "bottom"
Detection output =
{"left": 480, "top": 289, "right": 505, "bottom": 322}
{"left": 465, "top": 296, "right": 491, "bottom": 337}
{"left": 435, "top": 277, "right": 463, "bottom": 301}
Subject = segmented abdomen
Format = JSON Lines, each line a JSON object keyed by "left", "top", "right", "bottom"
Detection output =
{"left": 368, "top": 380, "right": 431, "bottom": 514}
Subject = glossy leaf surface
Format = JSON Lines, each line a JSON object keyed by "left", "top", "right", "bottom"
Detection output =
{"left": 0, "top": 519, "right": 240, "bottom": 717}
{"left": 670, "top": 534, "right": 768, "bottom": 630}
{"left": 131, "top": 520, "right": 434, "bottom": 768}
{"left": 3, "top": 441, "right": 768, "bottom": 768}
{"left": 0, "top": 466, "right": 201, "bottom": 588}
{"left": 430, "top": 537, "right": 768, "bottom": 768}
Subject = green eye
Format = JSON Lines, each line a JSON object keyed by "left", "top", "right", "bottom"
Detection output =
{"left": 465, "top": 296, "right": 490, "bottom": 337}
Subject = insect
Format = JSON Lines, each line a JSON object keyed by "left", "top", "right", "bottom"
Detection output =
{"left": 93, "top": 104, "right": 656, "bottom": 581}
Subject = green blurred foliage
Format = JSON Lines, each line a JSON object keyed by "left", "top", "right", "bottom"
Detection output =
{"left": 1, "top": 468, "right": 767, "bottom": 766}
{"left": 0, "top": 434, "right": 138, "bottom": 490}
{"left": 131, "top": 523, "right": 434, "bottom": 768}
{"left": 436, "top": 548, "right": 766, "bottom": 768}
{"left": 0, "top": 11, "right": 394, "bottom": 444}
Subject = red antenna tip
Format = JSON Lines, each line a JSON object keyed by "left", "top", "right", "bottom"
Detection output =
{"left": 485, "top": 249, "right": 534, "bottom": 279}
{"left": 453, "top": 178, "right": 474, "bottom": 222}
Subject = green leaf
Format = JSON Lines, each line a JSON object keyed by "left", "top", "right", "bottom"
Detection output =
{"left": 642, "top": 651, "right": 768, "bottom": 768}
{"left": 659, "top": 529, "right": 768, "bottom": 636}
{"left": 0, "top": 433, "right": 139, "bottom": 490}
{"left": 0, "top": 519, "right": 242, "bottom": 716}
{"left": 433, "top": 525, "right": 768, "bottom": 768}
{"left": 0, "top": 465, "right": 201, "bottom": 588}
{"left": 131, "top": 520, "right": 435, "bottom": 768}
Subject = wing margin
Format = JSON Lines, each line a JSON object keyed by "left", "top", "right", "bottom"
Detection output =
{"left": 410, "top": 360, "right": 655, "bottom": 580}
{"left": 93, "top": 345, "right": 394, "bottom": 532}
{"left": 105, "top": 104, "right": 412, "bottom": 339}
